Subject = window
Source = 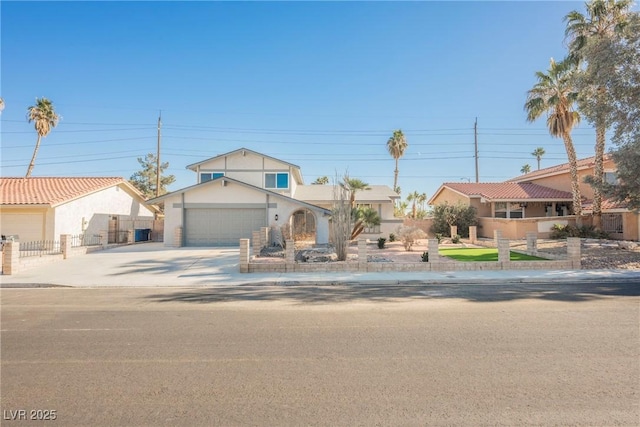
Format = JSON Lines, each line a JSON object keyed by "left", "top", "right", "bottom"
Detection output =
{"left": 265, "top": 173, "right": 289, "bottom": 189}
{"left": 200, "top": 172, "right": 224, "bottom": 183}
{"left": 604, "top": 171, "right": 618, "bottom": 185}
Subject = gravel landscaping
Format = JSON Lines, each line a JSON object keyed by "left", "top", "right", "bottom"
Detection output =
{"left": 257, "top": 238, "right": 640, "bottom": 270}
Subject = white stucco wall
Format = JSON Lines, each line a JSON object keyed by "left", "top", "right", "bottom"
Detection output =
{"left": 161, "top": 180, "right": 330, "bottom": 246}
{"left": 194, "top": 151, "right": 300, "bottom": 197}
{"left": 53, "top": 185, "right": 154, "bottom": 239}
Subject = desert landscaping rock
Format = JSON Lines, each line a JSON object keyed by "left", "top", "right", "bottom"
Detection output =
{"left": 256, "top": 238, "right": 640, "bottom": 270}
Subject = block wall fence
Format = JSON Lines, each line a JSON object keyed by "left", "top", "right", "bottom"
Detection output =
{"left": 240, "top": 237, "right": 582, "bottom": 273}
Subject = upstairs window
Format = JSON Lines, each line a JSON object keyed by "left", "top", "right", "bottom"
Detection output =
{"left": 201, "top": 172, "right": 224, "bottom": 183}
{"left": 604, "top": 171, "right": 618, "bottom": 185}
{"left": 265, "top": 173, "right": 289, "bottom": 189}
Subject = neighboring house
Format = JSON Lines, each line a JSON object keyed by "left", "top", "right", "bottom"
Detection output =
{"left": 148, "top": 148, "right": 401, "bottom": 247}
{"left": 429, "top": 155, "right": 639, "bottom": 241}
{"left": 0, "top": 177, "right": 158, "bottom": 243}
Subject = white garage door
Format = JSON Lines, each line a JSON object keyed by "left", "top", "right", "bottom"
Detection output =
{"left": 0, "top": 213, "right": 45, "bottom": 242}
{"left": 185, "top": 208, "right": 266, "bottom": 246}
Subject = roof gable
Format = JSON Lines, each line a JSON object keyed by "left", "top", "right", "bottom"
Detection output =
{"left": 0, "top": 177, "right": 146, "bottom": 207}
{"left": 185, "top": 147, "right": 301, "bottom": 172}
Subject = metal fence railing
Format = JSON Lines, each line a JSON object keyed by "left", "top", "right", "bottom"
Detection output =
{"left": 19, "top": 240, "right": 62, "bottom": 258}
{"left": 70, "top": 234, "right": 102, "bottom": 248}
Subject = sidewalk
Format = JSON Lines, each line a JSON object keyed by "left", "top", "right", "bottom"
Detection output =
{"left": 1, "top": 243, "right": 639, "bottom": 288}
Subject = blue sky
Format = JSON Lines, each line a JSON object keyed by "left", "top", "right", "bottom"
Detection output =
{"left": 2, "top": 1, "right": 632, "bottom": 202}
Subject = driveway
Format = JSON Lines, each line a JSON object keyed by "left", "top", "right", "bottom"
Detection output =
{"left": 2, "top": 243, "right": 242, "bottom": 288}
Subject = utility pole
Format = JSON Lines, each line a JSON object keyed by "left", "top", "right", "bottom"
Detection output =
{"left": 156, "top": 111, "right": 162, "bottom": 199}
{"left": 474, "top": 117, "right": 479, "bottom": 182}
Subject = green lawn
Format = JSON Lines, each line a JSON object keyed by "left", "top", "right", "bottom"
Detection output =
{"left": 439, "top": 247, "right": 548, "bottom": 262}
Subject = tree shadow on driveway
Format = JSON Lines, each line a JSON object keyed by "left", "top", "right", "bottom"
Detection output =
{"left": 144, "top": 281, "right": 640, "bottom": 305}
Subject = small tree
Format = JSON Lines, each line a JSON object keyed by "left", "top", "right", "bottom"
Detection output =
{"left": 312, "top": 176, "right": 329, "bottom": 185}
{"left": 430, "top": 202, "right": 478, "bottom": 237}
{"left": 129, "top": 153, "right": 176, "bottom": 202}
{"left": 395, "top": 225, "right": 427, "bottom": 252}
{"left": 521, "top": 164, "right": 532, "bottom": 174}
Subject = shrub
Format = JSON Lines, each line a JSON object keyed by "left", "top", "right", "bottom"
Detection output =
{"left": 451, "top": 234, "right": 461, "bottom": 244}
{"left": 388, "top": 233, "right": 396, "bottom": 242}
{"left": 435, "top": 233, "right": 443, "bottom": 243}
{"left": 377, "top": 237, "right": 386, "bottom": 249}
{"left": 421, "top": 251, "right": 429, "bottom": 262}
{"left": 396, "top": 225, "right": 427, "bottom": 252}
{"left": 550, "top": 224, "right": 610, "bottom": 240}
{"left": 430, "top": 202, "right": 478, "bottom": 237}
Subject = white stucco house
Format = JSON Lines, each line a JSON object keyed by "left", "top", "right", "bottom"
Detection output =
{"left": 0, "top": 177, "right": 158, "bottom": 243}
{"left": 148, "top": 148, "right": 401, "bottom": 247}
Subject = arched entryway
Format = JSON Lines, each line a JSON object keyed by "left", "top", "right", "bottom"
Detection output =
{"left": 289, "top": 208, "right": 317, "bottom": 244}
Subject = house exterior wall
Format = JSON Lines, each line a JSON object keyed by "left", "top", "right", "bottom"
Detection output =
{"left": 195, "top": 151, "right": 300, "bottom": 197}
{"left": 431, "top": 188, "right": 469, "bottom": 206}
{"left": 469, "top": 198, "right": 491, "bottom": 217}
{"left": 54, "top": 185, "right": 155, "bottom": 240}
{"left": 161, "top": 181, "right": 329, "bottom": 246}
{"left": 623, "top": 212, "right": 639, "bottom": 241}
{"left": 478, "top": 216, "right": 578, "bottom": 239}
{"left": 522, "top": 158, "right": 617, "bottom": 200}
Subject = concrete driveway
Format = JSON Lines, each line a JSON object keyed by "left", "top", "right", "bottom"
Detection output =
{"left": 2, "top": 243, "right": 242, "bottom": 288}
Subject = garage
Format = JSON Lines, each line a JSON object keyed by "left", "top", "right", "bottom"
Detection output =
{"left": 0, "top": 212, "right": 45, "bottom": 242}
{"left": 185, "top": 208, "right": 266, "bottom": 246}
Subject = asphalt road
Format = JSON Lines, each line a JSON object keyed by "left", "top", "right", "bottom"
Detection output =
{"left": 1, "top": 282, "right": 639, "bottom": 426}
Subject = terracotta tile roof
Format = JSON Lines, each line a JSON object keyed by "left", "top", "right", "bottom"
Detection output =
{"left": 582, "top": 198, "right": 628, "bottom": 211}
{"left": 0, "top": 177, "right": 129, "bottom": 206}
{"left": 509, "top": 154, "right": 612, "bottom": 182}
{"left": 441, "top": 182, "right": 574, "bottom": 201}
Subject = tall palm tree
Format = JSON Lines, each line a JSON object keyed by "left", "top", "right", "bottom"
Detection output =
{"left": 531, "top": 147, "right": 545, "bottom": 170}
{"left": 418, "top": 192, "right": 427, "bottom": 212}
{"left": 565, "top": 0, "right": 632, "bottom": 228}
{"left": 26, "top": 97, "right": 59, "bottom": 178}
{"left": 386, "top": 129, "right": 407, "bottom": 194}
{"left": 0, "top": 97, "right": 5, "bottom": 113}
{"left": 525, "top": 58, "right": 583, "bottom": 223}
{"left": 521, "top": 164, "right": 532, "bottom": 174}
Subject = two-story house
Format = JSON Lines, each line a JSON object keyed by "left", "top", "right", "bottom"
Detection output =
{"left": 148, "top": 148, "right": 401, "bottom": 247}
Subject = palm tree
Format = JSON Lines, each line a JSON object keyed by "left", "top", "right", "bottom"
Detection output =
{"left": 406, "top": 190, "right": 421, "bottom": 219}
{"left": 312, "top": 176, "right": 329, "bottom": 185}
{"left": 342, "top": 178, "right": 370, "bottom": 208}
{"left": 394, "top": 201, "right": 408, "bottom": 218}
{"left": 386, "top": 129, "right": 407, "bottom": 194}
{"left": 525, "top": 58, "right": 583, "bottom": 223}
{"left": 521, "top": 164, "right": 532, "bottom": 174}
{"left": 565, "top": 0, "right": 633, "bottom": 228}
{"left": 26, "top": 97, "right": 59, "bottom": 178}
{"left": 531, "top": 147, "right": 545, "bottom": 170}
{"left": 0, "top": 97, "right": 5, "bottom": 113}
{"left": 418, "top": 192, "right": 427, "bottom": 212}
